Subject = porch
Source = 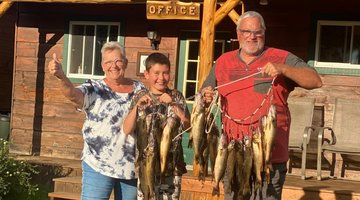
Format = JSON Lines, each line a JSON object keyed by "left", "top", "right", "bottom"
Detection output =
{"left": 17, "top": 155, "right": 360, "bottom": 200}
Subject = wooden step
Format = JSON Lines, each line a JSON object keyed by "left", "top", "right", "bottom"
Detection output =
{"left": 51, "top": 176, "right": 114, "bottom": 199}
{"left": 53, "top": 176, "right": 82, "bottom": 184}
{"left": 53, "top": 176, "right": 82, "bottom": 194}
{"left": 48, "top": 192, "right": 80, "bottom": 200}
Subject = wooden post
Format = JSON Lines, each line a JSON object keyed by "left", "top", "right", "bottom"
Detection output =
{"left": 194, "top": 0, "right": 217, "bottom": 177}
{"left": 198, "top": 0, "right": 216, "bottom": 91}
{"left": 195, "top": 0, "right": 244, "bottom": 177}
{"left": 0, "top": 1, "right": 13, "bottom": 18}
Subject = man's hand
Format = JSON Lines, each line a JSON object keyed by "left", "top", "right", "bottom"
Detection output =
{"left": 48, "top": 53, "right": 65, "bottom": 79}
{"left": 201, "top": 86, "right": 214, "bottom": 107}
{"left": 261, "top": 62, "right": 285, "bottom": 77}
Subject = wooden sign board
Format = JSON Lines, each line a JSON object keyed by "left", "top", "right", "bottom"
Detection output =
{"left": 146, "top": 0, "right": 200, "bottom": 20}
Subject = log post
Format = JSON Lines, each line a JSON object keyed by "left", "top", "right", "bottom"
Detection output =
{"left": 194, "top": 0, "right": 217, "bottom": 177}
{"left": 195, "top": 0, "right": 244, "bottom": 177}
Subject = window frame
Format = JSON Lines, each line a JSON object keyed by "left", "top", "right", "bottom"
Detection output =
{"left": 314, "top": 20, "right": 360, "bottom": 70}
{"left": 182, "top": 39, "right": 226, "bottom": 104}
{"left": 63, "top": 20, "right": 124, "bottom": 83}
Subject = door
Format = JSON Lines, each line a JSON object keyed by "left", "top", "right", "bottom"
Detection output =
{"left": 177, "top": 31, "right": 232, "bottom": 170}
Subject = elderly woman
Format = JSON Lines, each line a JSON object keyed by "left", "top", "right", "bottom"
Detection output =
{"left": 48, "top": 41, "right": 145, "bottom": 200}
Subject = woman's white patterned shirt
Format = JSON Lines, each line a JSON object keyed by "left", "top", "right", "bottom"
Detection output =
{"left": 77, "top": 79, "right": 145, "bottom": 179}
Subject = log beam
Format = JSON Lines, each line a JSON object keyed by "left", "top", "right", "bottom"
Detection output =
{"left": 214, "top": 0, "right": 241, "bottom": 26}
{"left": 227, "top": 7, "right": 241, "bottom": 24}
{"left": 2, "top": 0, "right": 131, "bottom": 3}
{"left": 0, "top": 1, "right": 13, "bottom": 18}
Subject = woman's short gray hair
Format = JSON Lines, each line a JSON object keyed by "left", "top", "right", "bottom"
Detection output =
{"left": 101, "top": 41, "right": 127, "bottom": 61}
{"left": 236, "top": 11, "right": 266, "bottom": 31}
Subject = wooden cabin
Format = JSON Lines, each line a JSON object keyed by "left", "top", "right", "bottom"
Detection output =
{"left": 1, "top": 0, "right": 360, "bottom": 198}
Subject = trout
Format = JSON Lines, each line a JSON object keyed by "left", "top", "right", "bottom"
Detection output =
{"left": 225, "top": 140, "right": 236, "bottom": 194}
{"left": 242, "top": 136, "right": 253, "bottom": 196}
{"left": 234, "top": 141, "right": 244, "bottom": 200}
{"left": 203, "top": 113, "right": 219, "bottom": 177}
{"left": 160, "top": 116, "right": 180, "bottom": 181}
{"left": 142, "top": 113, "right": 162, "bottom": 200}
{"left": 262, "top": 105, "right": 277, "bottom": 184}
{"left": 136, "top": 106, "right": 149, "bottom": 163}
{"left": 252, "top": 127, "right": 264, "bottom": 190}
{"left": 144, "top": 145, "right": 156, "bottom": 200}
{"left": 188, "top": 92, "right": 207, "bottom": 179}
{"left": 212, "top": 134, "right": 228, "bottom": 196}
{"left": 137, "top": 107, "right": 150, "bottom": 199}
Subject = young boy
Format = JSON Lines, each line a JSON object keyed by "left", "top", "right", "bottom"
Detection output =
{"left": 123, "top": 52, "right": 190, "bottom": 200}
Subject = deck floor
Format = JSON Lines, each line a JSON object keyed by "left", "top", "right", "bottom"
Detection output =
{"left": 16, "top": 155, "right": 360, "bottom": 200}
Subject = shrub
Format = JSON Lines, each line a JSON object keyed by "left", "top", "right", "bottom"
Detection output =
{"left": 0, "top": 139, "right": 39, "bottom": 199}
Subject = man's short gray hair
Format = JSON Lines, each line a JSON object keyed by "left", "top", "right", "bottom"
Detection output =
{"left": 101, "top": 41, "right": 127, "bottom": 61}
{"left": 236, "top": 11, "right": 266, "bottom": 31}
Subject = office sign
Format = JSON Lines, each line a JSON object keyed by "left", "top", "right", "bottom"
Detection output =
{"left": 146, "top": 0, "right": 200, "bottom": 20}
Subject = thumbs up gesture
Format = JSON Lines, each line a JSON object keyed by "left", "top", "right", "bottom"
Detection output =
{"left": 48, "top": 53, "right": 65, "bottom": 79}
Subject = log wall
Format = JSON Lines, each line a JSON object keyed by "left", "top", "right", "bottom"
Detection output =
{"left": 9, "top": 3, "right": 187, "bottom": 158}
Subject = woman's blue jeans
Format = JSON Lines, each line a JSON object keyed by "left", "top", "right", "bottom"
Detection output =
{"left": 81, "top": 161, "right": 137, "bottom": 200}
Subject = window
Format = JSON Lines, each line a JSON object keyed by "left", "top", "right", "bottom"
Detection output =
{"left": 315, "top": 20, "right": 360, "bottom": 69}
{"left": 183, "top": 39, "right": 226, "bottom": 102}
{"left": 66, "top": 21, "right": 121, "bottom": 80}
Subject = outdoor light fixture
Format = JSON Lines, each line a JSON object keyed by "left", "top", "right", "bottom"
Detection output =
{"left": 259, "top": 0, "right": 268, "bottom": 5}
{"left": 147, "top": 30, "right": 160, "bottom": 50}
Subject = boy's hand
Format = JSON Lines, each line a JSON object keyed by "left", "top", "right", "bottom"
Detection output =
{"left": 158, "top": 93, "right": 173, "bottom": 104}
{"left": 137, "top": 95, "right": 152, "bottom": 107}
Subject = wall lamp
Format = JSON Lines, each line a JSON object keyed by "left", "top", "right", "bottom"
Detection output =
{"left": 147, "top": 30, "right": 160, "bottom": 50}
{"left": 259, "top": 0, "right": 268, "bottom": 5}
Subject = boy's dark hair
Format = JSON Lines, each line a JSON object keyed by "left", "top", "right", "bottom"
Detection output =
{"left": 145, "top": 53, "right": 170, "bottom": 71}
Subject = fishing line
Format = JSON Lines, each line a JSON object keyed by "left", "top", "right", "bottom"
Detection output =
{"left": 173, "top": 71, "right": 271, "bottom": 142}
{"left": 220, "top": 77, "right": 275, "bottom": 124}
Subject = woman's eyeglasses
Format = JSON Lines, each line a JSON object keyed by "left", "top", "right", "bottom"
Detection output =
{"left": 104, "top": 59, "right": 125, "bottom": 68}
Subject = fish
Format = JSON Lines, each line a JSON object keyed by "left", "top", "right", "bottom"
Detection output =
{"left": 136, "top": 105, "right": 151, "bottom": 160}
{"left": 203, "top": 113, "right": 219, "bottom": 177}
{"left": 188, "top": 92, "right": 207, "bottom": 179}
{"left": 234, "top": 141, "right": 244, "bottom": 200}
{"left": 225, "top": 140, "right": 236, "bottom": 194}
{"left": 142, "top": 113, "right": 163, "bottom": 200}
{"left": 262, "top": 105, "right": 277, "bottom": 184}
{"left": 144, "top": 144, "right": 156, "bottom": 200}
{"left": 252, "top": 127, "right": 264, "bottom": 190}
{"left": 136, "top": 106, "right": 150, "bottom": 198}
{"left": 242, "top": 136, "right": 253, "bottom": 196}
{"left": 212, "top": 134, "right": 228, "bottom": 196}
{"left": 160, "top": 116, "right": 180, "bottom": 182}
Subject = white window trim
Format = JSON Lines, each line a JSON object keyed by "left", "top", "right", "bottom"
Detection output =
{"left": 315, "top": 20, "right": 360, "bottom": 69}
{"left": 67, "top": 21, "right": 121, "bottom": 79}
{"left": 183, "top": 39, "right": 200, "bottom": 104}
{"left": 182, "top": 39, "right": 226, "bottom": 104}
